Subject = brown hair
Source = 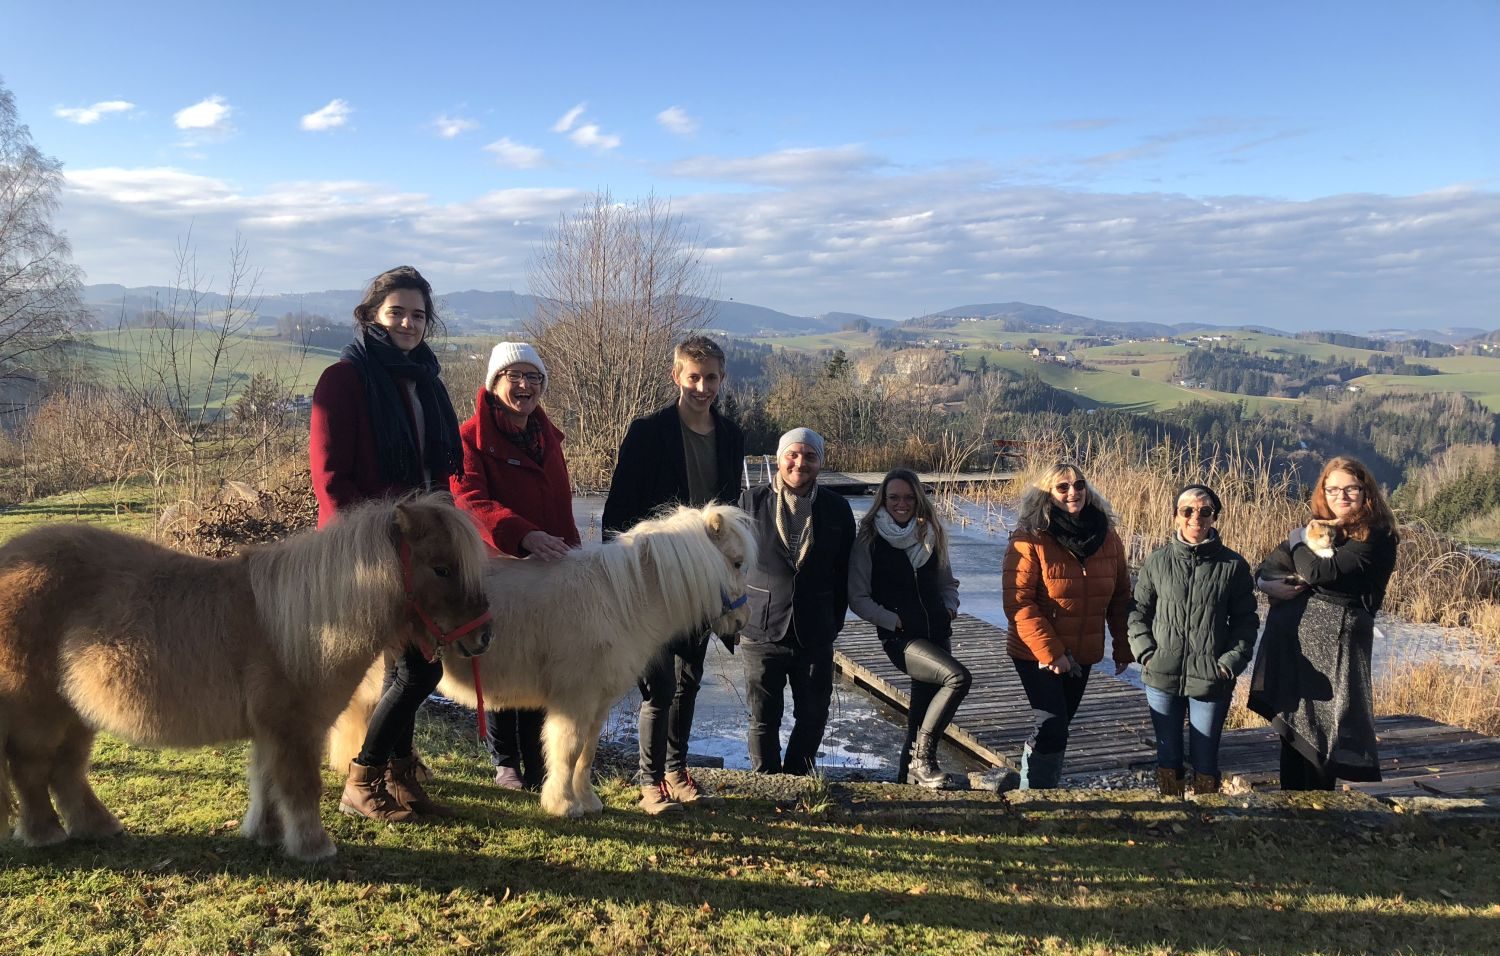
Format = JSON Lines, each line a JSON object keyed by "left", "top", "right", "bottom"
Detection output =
{"left": 1310, "top": 455, "right": 1395, "bottom": 540}
{"left": 352, "top": 266, "right": 445, "bottom": 338}
{"left": 857, "top": 468, "right": 949, "bottom": 559}
{"left": 673, "top": 335, "right": 726, "bottom": 375}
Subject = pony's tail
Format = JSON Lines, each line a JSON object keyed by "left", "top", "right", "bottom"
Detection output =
{"left": 326, "top": 659, "right": 386, "bottom": 771}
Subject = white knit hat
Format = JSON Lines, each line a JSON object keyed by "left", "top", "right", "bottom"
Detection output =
{"left": 777, "top": 427, "right": 825, "bottom": 460}
{"left": 485, "top": 342, "right": 548, "bottom": 390}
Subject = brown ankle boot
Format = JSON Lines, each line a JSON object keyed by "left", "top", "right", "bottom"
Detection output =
{"left": 386, "top": 756, "right": 455, "bottom": 817}
{"left": 1190, "top": 771, "right": 1221, "bottom": 796}
{"left": 340, "top": 761, "right": 418, "bottom": 823}
{"left": 1155, "top": 766, "right": 1185, "bottom": 797}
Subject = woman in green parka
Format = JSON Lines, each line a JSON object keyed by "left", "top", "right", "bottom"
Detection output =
{"left": 1128, "top": 484, "right": 1259, "bottom": 796}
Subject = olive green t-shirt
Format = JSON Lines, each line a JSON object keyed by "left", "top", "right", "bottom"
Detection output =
{"left": 682, "top": 425, "right": 718, "bottom": 507}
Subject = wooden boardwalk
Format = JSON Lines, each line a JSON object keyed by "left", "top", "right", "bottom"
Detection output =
{"left": 835, "top": 614, "right": 1500, "bottom": 796}
{"left": 741, "top": 458, "right": 1016, "bottom": 493}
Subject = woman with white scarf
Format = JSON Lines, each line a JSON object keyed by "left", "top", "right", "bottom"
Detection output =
{"left": 849, "top": 468, "right": 970, "bottom": 789}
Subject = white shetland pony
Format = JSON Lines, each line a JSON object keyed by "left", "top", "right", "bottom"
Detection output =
{"left": 0, "top": 497, "right": 492, "bottom": 861}
{"left": 329, "top": 503, "right": 755, "bottom": 817}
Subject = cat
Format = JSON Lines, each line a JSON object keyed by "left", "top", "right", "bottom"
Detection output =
{"left": 1257, "top": 517, "right": 1341, "bottom": 584}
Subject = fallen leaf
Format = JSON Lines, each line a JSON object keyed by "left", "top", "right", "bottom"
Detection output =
{"left": 861, "top": 913, "right": 872, "bottom": 925}
{"left": 906, "top": 883, "right": 929, "bottom": 895}
{"left": 699, "top": 902, "right": 712, "bottom": 913}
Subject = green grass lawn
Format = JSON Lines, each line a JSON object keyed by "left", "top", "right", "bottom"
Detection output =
{"left": 2, "top": 713, "right": 1496, "bottom": 955}
{"left": 0, "top": 483, "right": 157, "bottom": 545}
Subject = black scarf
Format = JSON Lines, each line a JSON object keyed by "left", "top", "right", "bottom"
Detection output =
{"left": 340, "top": 327, "right": 462, "bottom": 489}
{"left": 1049, "top": 503, "right": 1109, "bottom": 562}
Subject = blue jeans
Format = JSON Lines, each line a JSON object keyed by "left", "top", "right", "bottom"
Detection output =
{"left": 1144, "top": 686, "right": 1231, "bottom": 775}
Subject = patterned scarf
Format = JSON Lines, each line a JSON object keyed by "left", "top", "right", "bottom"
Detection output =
{"left": 773, "top": 473, "right": 817, "bottom": 569}
{"left": 874, "top": 507, "right": 933, "bottom": 569}
{"left": 488, "top": 395, "right": 545, "bottom": 465}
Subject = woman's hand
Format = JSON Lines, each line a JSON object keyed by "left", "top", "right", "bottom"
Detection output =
{"left": 1257, "top": 576, "right": 1307, "bottom": 602}
{"left": 522, "top": 530, "right": 573, "bottom": 562}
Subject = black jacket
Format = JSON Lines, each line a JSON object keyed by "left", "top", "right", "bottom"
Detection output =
{"left": 602, "top": 401, "right": 745, "bottom": 538}
{"left": 1128, "top": 532, "right": 1258, "bottom": 699}
{"left": 738, "top": 483, "right": 856, "bottom": 647}
{"left": 867, "top": 536, "right": 954, "bottom": 646}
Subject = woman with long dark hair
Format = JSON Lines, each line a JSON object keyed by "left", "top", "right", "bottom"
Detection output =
{"left": 1250, "top": 456, "right": 1399, "bottom": 790}
{"left": 1002, "top": 462, "right": 1133, "bottom": 789}
{"left": 848, "top": 469, "right": 970, "bottom": 789}
{"left": 310, "top": 265, "right": 464, "bottom": 822}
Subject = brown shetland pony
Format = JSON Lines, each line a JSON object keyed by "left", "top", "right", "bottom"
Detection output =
{"left": 0, "top": 497, "right": 491, "bottom": 862}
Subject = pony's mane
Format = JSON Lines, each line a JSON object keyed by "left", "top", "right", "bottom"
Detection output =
{"left": 486, "top": 504, "right": 755, "bottom": 640}
{"left": 246, "top": 496, "right": 488, "bottom": 678}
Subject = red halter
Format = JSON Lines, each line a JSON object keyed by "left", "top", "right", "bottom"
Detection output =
{"left": 400, "top": 538, "right": 493, "bottom": 664}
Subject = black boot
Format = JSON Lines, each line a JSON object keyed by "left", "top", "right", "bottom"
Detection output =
{"left": 908, "top": 730, "right": 950, "bottom": 790}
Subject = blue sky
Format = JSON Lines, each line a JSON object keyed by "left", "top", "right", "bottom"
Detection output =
{"left": 5, "top": 1, "right": 1497, "bottom": 330}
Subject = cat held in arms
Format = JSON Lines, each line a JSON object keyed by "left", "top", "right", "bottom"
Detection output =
{"left": 329, "top": 503, "right": 755, "bottom": 817}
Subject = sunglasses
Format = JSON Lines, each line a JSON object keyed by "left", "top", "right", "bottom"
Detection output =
{"left": 502, "top": 370, "right": 545, "bottom": 386}
{"left": 1053, "top": 480, "right": 1087, "bottom": 494}
{"left": 1178, "top": 506, "right": 1217, "bottom": 519}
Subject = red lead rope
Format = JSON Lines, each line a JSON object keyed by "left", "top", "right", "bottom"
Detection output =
{"left": 473, "top": 656, "right": 488, "bottom": 742}
{"left": 398, "top": 538, "right": 493, "bottom": 741}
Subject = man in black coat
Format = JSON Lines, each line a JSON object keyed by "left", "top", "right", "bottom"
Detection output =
{"left": 738, "top": 427, "right": 856, "bottom": 775}
{"left": 602, "top": 336, "right": 745, "bottom": 813}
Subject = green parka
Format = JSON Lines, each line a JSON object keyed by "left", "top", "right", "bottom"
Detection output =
{"left": 1128, "top": 532, "right": 1258, "bottom": 699}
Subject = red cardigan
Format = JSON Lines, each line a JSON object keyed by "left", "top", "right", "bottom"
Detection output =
{"left": 310, "top": 359, "right": 425, "bottom": 527}
{"left": 450, "top": 388, "right": 580, "bottom": 556}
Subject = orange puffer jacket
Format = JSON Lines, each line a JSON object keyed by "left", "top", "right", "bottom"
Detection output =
{"left": 1003, "top": 527, "right": 1134, "bottom": 667}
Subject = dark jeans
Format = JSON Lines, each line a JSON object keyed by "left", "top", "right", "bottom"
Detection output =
{"left": 637, "top": 631, "right": 711, "bottom": 784}
{"left": 486, "top": 707, "right": 546, "bottom": 788}
{"left": 742, "top": 630, "right": 835, "bottom": 775}
{"left": 1280, "top": 738, "right": 1337, "bottom": 791}
{"left": 885, "top": 635, "right": 971, "bottom": 775}
{"left": 358, "top": 644, "right": 444, "bottom": 766}
{"left": 1011, "top": 656, "right": 1090, "bottom": 756}
{"left": 1144, "top": 686, "right": 1231, "bottom": 775}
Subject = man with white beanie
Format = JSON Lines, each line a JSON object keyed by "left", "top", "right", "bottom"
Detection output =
{"left": 737, "top": 427, "right": 855, "bottom": 775}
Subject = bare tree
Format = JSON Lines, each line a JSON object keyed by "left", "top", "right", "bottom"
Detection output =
{"left": 524, "top": 190, "right": 717, "bottom": 488}
{"left": 0, "top": 77, "right": 83, "bottom": 393}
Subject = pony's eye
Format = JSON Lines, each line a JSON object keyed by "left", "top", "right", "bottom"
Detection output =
{"left": 432, "top": 565, "right": 451, "bottom": 578}
{"left": 733, "top": 561, "right": 743, "bottom": 570}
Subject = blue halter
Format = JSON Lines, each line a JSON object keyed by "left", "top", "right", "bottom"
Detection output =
{"left": 721, "top": 587, "right": 748, "bottom": 612}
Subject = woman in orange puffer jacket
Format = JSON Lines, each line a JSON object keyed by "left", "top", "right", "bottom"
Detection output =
{"left": 1002, "top": 462, "right": 1134, "bottom": 789}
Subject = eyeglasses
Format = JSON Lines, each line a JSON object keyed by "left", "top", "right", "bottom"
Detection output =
{"left": 502, "top": 370, "right": 545, "bottom": 386}
{"left": 1178, "top": 506, "right": 1217, "bottom": 519}
{"left": 886, "top": 494, "right": 917, "bottom": 504}
{"left": 1053, "top": 480, "right": 1087, "bottom": 494}
{"left": 1324, "top": 485, "right": 1363, "bottom": 499}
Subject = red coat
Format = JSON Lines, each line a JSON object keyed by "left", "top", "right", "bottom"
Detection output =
{"left": 310, "top": 360, "right": 425, "bottom": 527}
{"left": 450, "top": 389, "right": 580, "bottom": 556}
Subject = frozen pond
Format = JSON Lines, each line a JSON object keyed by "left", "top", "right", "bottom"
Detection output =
{"left": 535, "top": 494, "right": 1474, "bottom": 775}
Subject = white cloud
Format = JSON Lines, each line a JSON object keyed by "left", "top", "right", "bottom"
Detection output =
{"left": 300, "top": 99, "right": 351, "bottom": 132}
{"left": 657, "top": 106, "right": 698, "bottom": 135}
{"left": 552, "top": 103, "right": 587, "bottom": 133}
{"left": 173, "top": 96, "right": 234, "bottom": 138}
{"left": 483, "top": 138, "right": 545, "bottom": 169}
{"left": 54, "top": 100, "right": 135, "bottom": 125}
{"left": 568, "top": 123, "right": 621, "bottom": 151}
{"left": 56, "top": 163, "right": 1500, "bottom": 331}
{"left": 670, "top": 145, "right": 884, "bottom": 186}
{"left": 433, "top": 114, "right": 479, "bottom": 138}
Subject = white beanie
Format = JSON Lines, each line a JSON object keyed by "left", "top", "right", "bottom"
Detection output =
{"left": 777, "top": 427, "right": 825, "bottom": 460}
{"left": 485, "top": 342, "right": 547, "bottom": 390}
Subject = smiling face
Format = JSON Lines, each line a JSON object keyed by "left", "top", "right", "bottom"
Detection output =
{"left": 371, "top": 289, "right": 428, "bottom": 353}
{"left": 778, "top": 442, "right": 821, "bottom": 492}
{"left": 1049, "top": 469, "right": 1088, "bottom": 515}
{"left": 491, "top": 362, "right": 543, "bottom": 425}
{"left": 672, "top": 357, "right": 724, "bottom": 416}
{"left": 1174, "top": 491, "right": 1217, "bottom": 545}
{"left": 884, "top": 478, "right": 917, "bottom": 526}
{"left": 1322, "top": 468, "right": 1365, "bottom": 521}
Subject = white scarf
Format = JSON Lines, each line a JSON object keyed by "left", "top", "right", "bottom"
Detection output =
{"left": 874, "top": 507, "right": 933, "bottom": 569}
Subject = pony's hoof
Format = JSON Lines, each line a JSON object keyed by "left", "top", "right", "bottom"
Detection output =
{"left": 67, "top": 816, "right": 125, "bottom": 840}
{"left": 17, "top": 823, "right": 69, "bottom": 847}
{"left": 285, "top": 833, "right": 337, "bottom": 862}
{"left": 580, "top": 792, "right": 604, "bottom": 815}
{"left": 241, "top": 819, "right": 283, "bottom": 848}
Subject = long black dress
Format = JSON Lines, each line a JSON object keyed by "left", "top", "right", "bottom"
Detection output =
{"left": 1248, "top": 529, "right": 1398, "bottom": 782}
